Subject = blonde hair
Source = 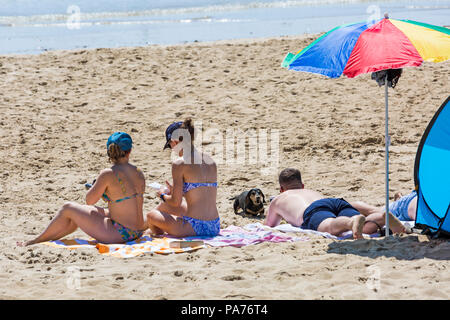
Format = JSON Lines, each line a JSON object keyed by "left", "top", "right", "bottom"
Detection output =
{"left": 107, "top": 143, "right": 129, "bottom": 163}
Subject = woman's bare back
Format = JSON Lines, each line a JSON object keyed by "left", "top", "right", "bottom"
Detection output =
{"left": 105, "top": 163, "right": 145, "bottom": 230}
{"left": 181, "top": 152, "right": 219, "bottom": 221}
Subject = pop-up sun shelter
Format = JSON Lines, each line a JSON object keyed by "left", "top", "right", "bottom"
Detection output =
{"left": 414, "top": 96, "right": 450, "bottom": 238}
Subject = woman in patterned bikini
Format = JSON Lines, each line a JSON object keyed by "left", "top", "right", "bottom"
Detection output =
{"left": 145, "top": 118, "right": 220, "bottom": 237}
{"left": 19, "top": 132, "right": 146, "bottom": 246}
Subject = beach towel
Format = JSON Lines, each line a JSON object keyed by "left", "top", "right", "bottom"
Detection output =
{"left": 273, "top": 224, "right": 378, "bottom": 240}
{"left": 272, "top": 221, "right": 416, "bottom": 240}
{"left": 185, "top": 223, "right": 308, "bottom": 247}
{"left": 43, "top": 223, "right": 308, "bottom": 258}
{"left": 44, "top": 236, "right": 206, "bottom": 258}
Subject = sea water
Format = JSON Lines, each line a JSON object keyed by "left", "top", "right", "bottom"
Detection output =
{"left": 0, "top": 0, "right": 449, "bottom": 55}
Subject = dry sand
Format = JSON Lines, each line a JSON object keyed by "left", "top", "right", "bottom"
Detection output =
{"left": 0, "top": 35, "right": 449, "bottom": 300}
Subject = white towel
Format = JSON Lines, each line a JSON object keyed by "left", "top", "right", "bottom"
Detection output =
{"left": 253, "top": 221, "right": 415, "bottom": 240}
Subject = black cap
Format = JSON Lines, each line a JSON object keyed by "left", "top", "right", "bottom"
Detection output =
{"left": 163, "top": 121, "right": 183, "bottom": 150}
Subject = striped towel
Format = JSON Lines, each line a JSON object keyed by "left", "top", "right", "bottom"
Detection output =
{"left": 43, "top": 223, "right": 309, "bottom": 258}
{"left": 44, "top": 236, "right": 205, "bottom": 258}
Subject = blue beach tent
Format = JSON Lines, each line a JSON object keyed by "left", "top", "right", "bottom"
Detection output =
{"left": 414, "top": 96, "right": 450, "bottom": 237}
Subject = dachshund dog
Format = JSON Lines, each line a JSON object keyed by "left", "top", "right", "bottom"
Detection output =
{"left": 231, "top": 188, "right": 266, "bottom": 216}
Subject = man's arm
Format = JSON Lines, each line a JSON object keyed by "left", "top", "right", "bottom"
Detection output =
{"left": 264, "top": 198, "right": 283, "bottom": 227}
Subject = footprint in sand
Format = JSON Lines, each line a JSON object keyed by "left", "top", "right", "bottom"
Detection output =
{"left": 222, "top": 275, "right": 244, "bottom": 281}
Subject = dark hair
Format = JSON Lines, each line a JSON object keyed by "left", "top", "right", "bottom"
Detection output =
{"left": 107, "top": 143, "right": 130, "bottom": 163}
{"left": 279, "top": 168, "right": 302, "bottom": 186}
{"left": 180, "top": 118, "right": 194, "bottom": 143}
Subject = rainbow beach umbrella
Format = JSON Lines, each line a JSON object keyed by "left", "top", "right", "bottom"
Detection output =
{"left": 282, "top": 15, "right": 450, "bottom": 235}
{"left": 282, "top": 15, "right": 450, "bottom": 77}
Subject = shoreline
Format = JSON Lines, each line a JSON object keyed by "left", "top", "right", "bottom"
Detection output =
{"left": 0, "top": 33, "right": 318, "bottom": 58}
{"left": 2, "top": 21, "right": 449, "bottom": 57}
{"left": 1, "top": 22, "right": 448, "bottom": 58}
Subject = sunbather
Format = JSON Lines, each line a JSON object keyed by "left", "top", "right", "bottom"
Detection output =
{"left": 18, "top": 132, "right": 146, "bottom": 246}
{"left": 351, "top": 190, "right": 416, "bottom": 227}
{"left": 145, "top": 118, "right": 220, "bottom": 237}
{"left": 390, "top": 190, "right": 417, "bottom": 221}
{"left": 264, "top": 168, "right": 406, "bottom": 238}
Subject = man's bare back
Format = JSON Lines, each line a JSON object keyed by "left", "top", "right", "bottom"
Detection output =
{"left": 264, "top": 168, "right": 374, "bottom": 239}
{"left": 265, "top": 189, "right": 324, "bottom": 227}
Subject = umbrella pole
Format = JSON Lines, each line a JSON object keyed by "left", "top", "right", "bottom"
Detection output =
{"left": 385, "top": 75, "right": 390, "bottom": 237}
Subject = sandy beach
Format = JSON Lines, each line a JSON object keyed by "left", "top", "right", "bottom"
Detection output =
{"left": 0, "top": 34, "right": 449, "bottom": 300}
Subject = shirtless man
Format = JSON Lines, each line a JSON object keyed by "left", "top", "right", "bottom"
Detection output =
{"left": 264, "top": 168, "right": 405, "bottom": 238}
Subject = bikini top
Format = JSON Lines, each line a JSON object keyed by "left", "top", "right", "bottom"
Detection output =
{"left": 183, "top": 181, "right": 218, "bottom": 194}
{"left": 106, "top": 170, "right": 144, "bottom": 204}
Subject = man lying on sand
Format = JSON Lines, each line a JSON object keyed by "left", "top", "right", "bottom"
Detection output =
{"left": 264, "top": 168, "right": 406, "bottom": 239}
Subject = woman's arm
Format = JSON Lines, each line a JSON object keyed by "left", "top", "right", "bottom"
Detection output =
{"left": 86, "top": 169, "right": 110, "bottom": 205}
{"left": 157, "top": 161, "right": 184, "bottom": 208}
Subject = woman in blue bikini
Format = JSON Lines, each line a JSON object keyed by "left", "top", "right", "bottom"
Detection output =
{"left": 20, "top": 132, "right": 146, "bottom": 246}
{"left": 145, "top": 118, "right": 220, "bottom": 237}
